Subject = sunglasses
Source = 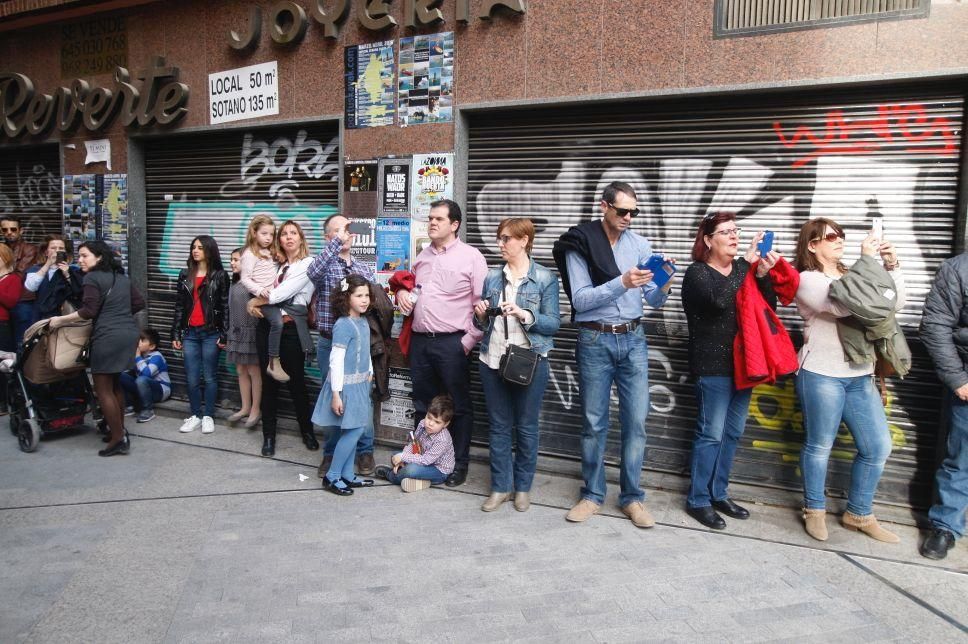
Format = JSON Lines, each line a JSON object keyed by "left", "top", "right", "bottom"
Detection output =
{"left": 813, "top": 232, "right": 844, "bottom": 243}
{"left": 606, "top": 202, "right": 640, "bottom": 218}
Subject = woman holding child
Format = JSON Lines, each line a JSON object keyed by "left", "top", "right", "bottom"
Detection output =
{"left": 247, "top": 218, "right": 317, "bottom": 457}
{"left": 473, "top": 217, "right": 561, "bottom": 512}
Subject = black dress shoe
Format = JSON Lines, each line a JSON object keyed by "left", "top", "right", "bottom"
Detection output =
{"left": 374, "top": 465, "right": 392, "bottom": 480}
{"left": 445, "top": 469, "right": 467, "bottom": 487}
{"left": 103, "top": 429, "right": 129, "bottom": 444}
{"left": 920, "top": 528, "right": 956, "bottom": 560}
{"left": 342, "top": 477, "right": 374, "bottom": 488}
{"left": 713, "top": 498, "right": 750, "bottom": 520}
{"left": 302, "top": 432, "right": 320, "bottom": 451}
{"left": 686, "top": 505, "right": 726, "bottom": 530}
{"left": 322, "top": 477, "right": 353, "bottom": 496}
{"left": 98, "top": 436, "right": 130, "bottom": 457}
{"left": 261, "top": 437, "right": 275, "bottom": 457}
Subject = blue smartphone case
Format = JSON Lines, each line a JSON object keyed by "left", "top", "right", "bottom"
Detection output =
{"left": 758, "top": 231, "right": 774, "bottom": 256}
{"left": 639, "top": 254, "right": 676, "bottom": 287}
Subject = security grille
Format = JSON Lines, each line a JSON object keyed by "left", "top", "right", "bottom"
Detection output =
{"left": 0, "top": 144, "right": 62, "bottom": 244}
{"left": 143, "top": 123, "right": 339, "bottom": 414}
{"left": 715, "top": 0, "right": 930, "bottom": 36}
{"left": 466, "top": 83, "right": 964, "bottom": 509}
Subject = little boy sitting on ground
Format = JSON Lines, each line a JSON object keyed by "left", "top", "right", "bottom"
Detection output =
{"left": 120, "top": 328, "right": 171, "bottom": 423}
{"left": 376, "top": 394, "right": 455, "bottom": 492}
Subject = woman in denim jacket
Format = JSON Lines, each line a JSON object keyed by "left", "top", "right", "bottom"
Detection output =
{"left": 473, "top": 218, "right": 561, "bottom": 513}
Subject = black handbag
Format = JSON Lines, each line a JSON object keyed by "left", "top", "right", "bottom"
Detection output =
{"left": 497, "top": 276, "right": 540, "bottom": 386}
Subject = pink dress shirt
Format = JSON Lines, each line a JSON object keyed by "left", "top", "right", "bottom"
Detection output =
{"left": 411, "top": 237, "right": 488, "bottom": 354}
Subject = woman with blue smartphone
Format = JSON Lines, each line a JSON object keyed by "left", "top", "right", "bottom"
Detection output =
{"left": 681, "top": 213, "right": 781, "bottom": 530}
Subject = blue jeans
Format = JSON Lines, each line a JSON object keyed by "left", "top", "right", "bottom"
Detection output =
{"left": 119, "top": 372, "right": 165, "bottom": 411}
{"left": 318, "top": 336, "right": 373, "bottom": 455}
{"left": 479, "top": 359, "right": 550, "bottom": 493}
{"left": 575, "top": 325, "right": 650, "bottom": 507}
{"left": 386, "top": 463, "right": 448, "bottom": 486}
{"left": 688, "top": 376, "right": 753, "bottom": 509}
{"left": 929, "top": 392, "right": 968, "bottom": 538}
{"left": 796, "top": 369, "right": 892, "bottom": 516}
{"left": 182, "top": 327, "right": 221, "bottom": 418}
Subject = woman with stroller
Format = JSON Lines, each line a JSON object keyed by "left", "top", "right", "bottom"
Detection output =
{"left": 49, "top": 241, "right": 144, "bottom": 456}
{"left": 24, "top": 234, "right": 83, "bottom": 321}
{"left": 171, "top": 236, "right": 230, "bottom": 436}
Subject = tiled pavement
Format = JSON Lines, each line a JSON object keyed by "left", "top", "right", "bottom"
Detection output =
{"left": 2, "top": 413, "right": 966, "bottom": 643}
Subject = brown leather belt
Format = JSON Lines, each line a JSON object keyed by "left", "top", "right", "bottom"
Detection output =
{"left": 579, "top": 320, "right": 640, "bottom": 334}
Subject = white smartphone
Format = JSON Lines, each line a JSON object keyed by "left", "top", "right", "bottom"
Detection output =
{"left": 871, "top": 217, "right": 883, "bottom": 242}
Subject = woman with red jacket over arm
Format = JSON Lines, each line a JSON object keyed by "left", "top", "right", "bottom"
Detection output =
{"left": 680, "top": 212, "right": 781, "bottom": 530}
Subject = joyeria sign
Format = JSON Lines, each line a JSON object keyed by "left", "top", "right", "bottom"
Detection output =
{"left": 0, "top": 56, "right": 189, "bottom": 139}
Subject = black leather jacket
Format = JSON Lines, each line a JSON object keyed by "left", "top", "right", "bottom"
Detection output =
{"left": 171, "top": 268, "right": 229, "bottom": 343}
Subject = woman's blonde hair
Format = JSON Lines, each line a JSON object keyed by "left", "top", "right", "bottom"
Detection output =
{"left": 275, "top": 220, "right": 309, "bottom": 262}
{"left": 0, "top": 243, "right": 13, "bottom": 270}
{"left": 245, "top": 213, "right": 275, "bottom": 255}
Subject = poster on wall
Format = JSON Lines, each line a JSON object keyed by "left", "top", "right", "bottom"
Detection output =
{"left": 376, "top": 218, "right": 410, "bottom": 272}
{"left": 100, "top": 174, "right": 129, "bottom": 266}
{"left": 378, "top": 158, "right": 411, "bottom": 216}
{"left": 411, "top": 153, "right": 454, "bottom": 221}
{"left": 62, "top": 174, "right": 129, "bottom": 265}
{"left": 63, "top": 175, "right": 98, "bottom": 243}
{"left": 348, "top": 217, "right": 377, "bottom": 273}
{"left": 344, "top": 40, "right": 396, "bottom": 129}
{"left": 343, "top": 160, "right": 378, "bottom": 217}
{"left": 410, "top": 219, "right": 430, "bottom": 264}
{"left": 398, "top": 32, "right": 454, "bottom": 127}
{"left": 381, "top": 367, "right": 415, "bottom": 429}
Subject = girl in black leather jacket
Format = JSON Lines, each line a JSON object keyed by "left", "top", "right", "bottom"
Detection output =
{"left": 170, "top": 235, "right": 229, "bottom": 434}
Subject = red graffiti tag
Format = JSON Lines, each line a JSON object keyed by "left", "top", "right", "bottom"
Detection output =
{"left": 773, "top": 103, "right": 959, "bottom": 168}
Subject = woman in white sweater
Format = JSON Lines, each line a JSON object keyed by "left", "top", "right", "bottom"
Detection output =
{"left": 793, "top": 217, "right": 903, "bottom": 544}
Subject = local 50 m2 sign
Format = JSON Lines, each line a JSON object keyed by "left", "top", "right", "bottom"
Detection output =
{"left": 208, "top": 61, "right": 279, "bottom": 125}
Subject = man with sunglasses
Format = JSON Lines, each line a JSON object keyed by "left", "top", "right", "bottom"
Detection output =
{"left": 1, "top": 216, "right": 39, "bottom": 348}
{"left": 553, "top": 181, "right": 675, "bottom": 528}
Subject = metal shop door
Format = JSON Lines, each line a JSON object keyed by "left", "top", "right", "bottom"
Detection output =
{"left": 466, "top": 84, "right": 966, "bottom": 509}
{"left": 0, "top": 144, "right": 63, "bottom": 243}
{"left": 143, "top": 124, "right": 339, "bottom": 413}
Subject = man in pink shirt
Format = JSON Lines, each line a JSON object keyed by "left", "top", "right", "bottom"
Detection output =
{"left": 396, "top": 199, "right": 487, "bottom": 486}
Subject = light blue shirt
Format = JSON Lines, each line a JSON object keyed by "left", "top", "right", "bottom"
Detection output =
{"left": 565, "top": 229, "right": 669, "bottom": 323}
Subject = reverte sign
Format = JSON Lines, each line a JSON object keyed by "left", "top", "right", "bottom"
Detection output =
{"left": 60, "top": 16, "right": 128, "bottom": 77}
{"left": 0, "top": 56, "right": 190, "bottom": 139}
{"left": 229, "top": 0, "right": 526, "bottom": 48}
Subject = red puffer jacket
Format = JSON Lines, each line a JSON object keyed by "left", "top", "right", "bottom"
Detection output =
{"left": 733, "top": 258, "right": 799, "bottom": 389}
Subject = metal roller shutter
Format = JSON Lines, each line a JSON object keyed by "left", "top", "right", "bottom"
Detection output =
{"left": 0, "top": 144, "right": 63, "bottom": 244}
{"left": 466, "top": 84, "right": 965, "bottom": 509}
{"left": 144, "top": 124, "right": 340, "bottom": 414}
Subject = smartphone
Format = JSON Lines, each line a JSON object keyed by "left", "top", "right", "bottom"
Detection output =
{"left": 348, "top": 221, "right": 370, "bottom": 235}
{"left": 871, "top": 218, "right": 883, "bottom": 242}
{"left": 55, "top": 251, "right": 67, "bottom": 263}
{"left": 757, "top": 230, "right": 774, "bottom": 257}
{"left": 638, "top": 253, "right": 676, "bottom": 288}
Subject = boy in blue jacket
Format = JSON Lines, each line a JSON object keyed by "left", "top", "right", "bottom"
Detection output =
{"left": 120, "top": 328, "right": 171, "bottom": 423}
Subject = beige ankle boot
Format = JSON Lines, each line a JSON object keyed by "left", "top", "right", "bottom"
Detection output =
{"left": 481, "top": 492, "right": 510, "bottom": 512}
{"left": 803, "top": 508, "right": 828, "bottom": 541}
{"left": 842, "top": 512, "right": 900, "bottom": 543}
{"left": 267, "top": 357, "right": 290, "bottom": 382}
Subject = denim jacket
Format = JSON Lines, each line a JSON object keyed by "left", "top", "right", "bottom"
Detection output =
{"left": 475, "top": 258, "right": 561, "bottom": 356}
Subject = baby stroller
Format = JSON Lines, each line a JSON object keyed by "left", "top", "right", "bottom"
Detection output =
{"left": 5, "top": 319, "right": 103, "bottom": 452}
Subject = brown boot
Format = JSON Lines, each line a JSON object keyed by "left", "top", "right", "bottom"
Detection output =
{"left": 317, "top": 453, "right": 333, "bottom": 479}
{"left": 356, "top": 452, "right": 376, "bottom": 476}
{"left": 842, "top": 512, "right": 900, "bottom": 543}
{"left": 803, "top": 508, "right": 828, "bottom": 541}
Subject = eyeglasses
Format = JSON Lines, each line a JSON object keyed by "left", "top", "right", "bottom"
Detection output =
{"left": 813, "top": 232, "right": 844, "bottom": 243}
{"left": 606, "top": 202, "right": 640, "bottom": 218}
{"left": 496, "top": 235, "right": 515, "bottom": 245}
{"left": 708, "top": 228, "right": 742, "bottom": 238}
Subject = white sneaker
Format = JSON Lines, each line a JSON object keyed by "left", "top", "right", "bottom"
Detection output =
{"left": 179, "top": 416, "right": 202, "bottom": 433}
{"left": 201, "top": 416, "right": 215, "bottom": 434}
